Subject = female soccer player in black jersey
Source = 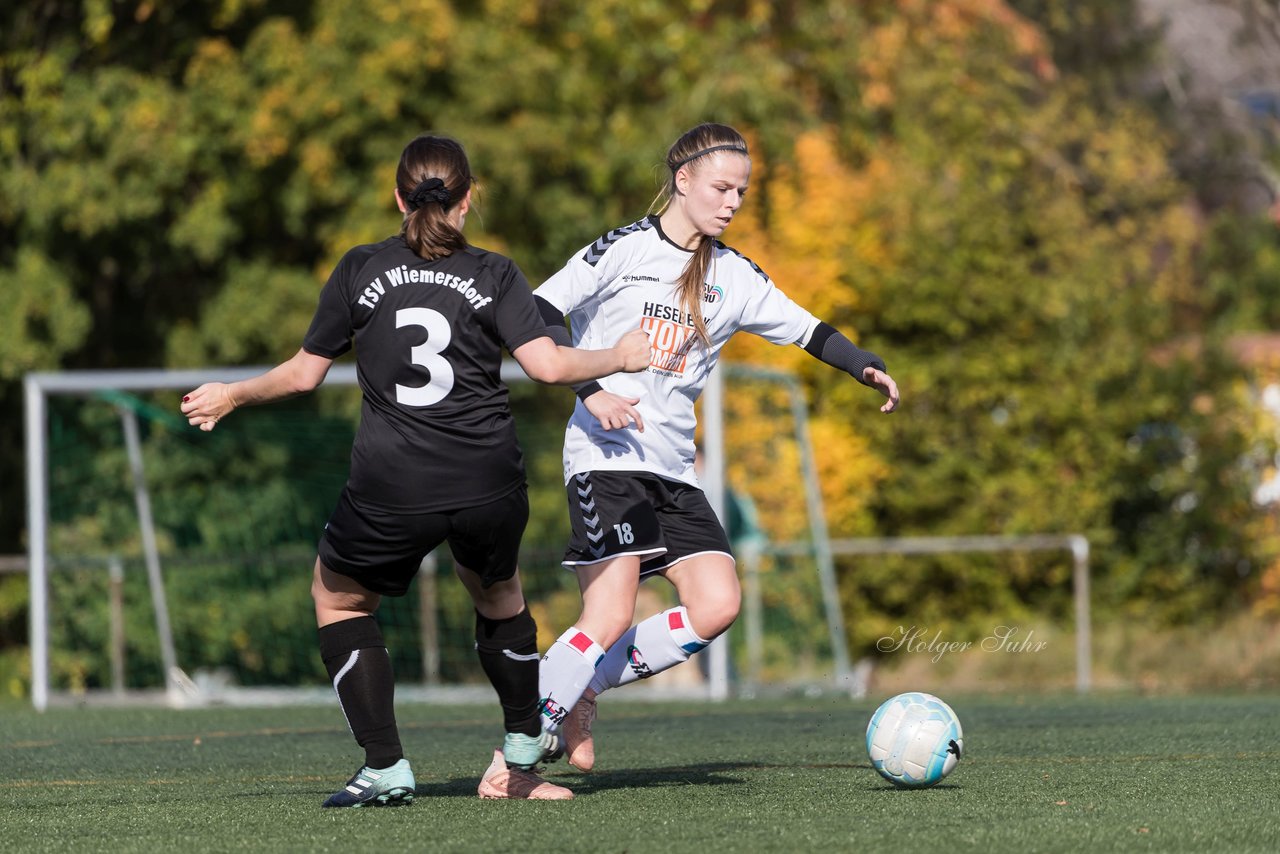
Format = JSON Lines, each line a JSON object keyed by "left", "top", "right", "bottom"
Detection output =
{"left": 181, "top": 135, "right": 649, "bottom": 805}
{"left": 533, "top": 123, "right": 899, "bottom": 775}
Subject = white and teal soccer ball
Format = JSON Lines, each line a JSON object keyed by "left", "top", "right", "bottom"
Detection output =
{"left": 865, "top": 692, "right": 964, "bottom": 788}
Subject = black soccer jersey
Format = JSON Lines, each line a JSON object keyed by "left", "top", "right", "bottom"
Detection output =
{"left": 303, "top": 236, "right": 548, "bottom": 513}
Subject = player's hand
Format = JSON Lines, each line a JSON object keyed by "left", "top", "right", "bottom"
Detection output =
{"left": 180, "top": 382, "right": 238, "bottom": 432}
{"left": 862, "top": 367, "right": 900, "bottom": 413}
{"left": 615, "top": 328, "right": 652, "bottom": 372}
{"left": 583, "top": 389, "right": 644, "bottom": 432}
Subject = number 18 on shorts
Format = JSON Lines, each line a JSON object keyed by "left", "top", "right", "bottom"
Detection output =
{"left": 561, "top": 471, "right": 667, "bottom": 567}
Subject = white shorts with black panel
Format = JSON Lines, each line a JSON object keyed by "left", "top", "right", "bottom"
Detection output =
{"left": 563, "top": 470, "right": 733, "bottom": 577}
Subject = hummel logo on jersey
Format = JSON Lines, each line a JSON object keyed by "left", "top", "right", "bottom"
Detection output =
{"left": 581, "top": 219, "right": 653, "bottom": 267}
{"left": 703, "top": 283, "right": 724, "bottom": 303}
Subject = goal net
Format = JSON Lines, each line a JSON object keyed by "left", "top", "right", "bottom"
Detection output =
{"left": 24, "top": 364, "right": 852, "bottom": 708}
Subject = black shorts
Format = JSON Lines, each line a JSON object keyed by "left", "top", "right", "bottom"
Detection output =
{"left": 563, "top": 471, "right": 733, "bottom": 578}
{"left": 318, "top": 486, "right": 529, "bottom": 596}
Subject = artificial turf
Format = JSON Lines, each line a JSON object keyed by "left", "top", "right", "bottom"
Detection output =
{"left": 2, "top": 692, "right": 1278, "bottom": 852}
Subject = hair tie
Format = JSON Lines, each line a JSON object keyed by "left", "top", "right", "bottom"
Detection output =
{"left": 670, "top": 143, "right": 749, "bottom": 172}
{"left": 406, "top": 177, "right": 452, "bottom": 211}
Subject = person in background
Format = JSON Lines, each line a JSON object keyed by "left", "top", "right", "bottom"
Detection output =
{"left": 181, "top": 134, "right": 650, "bottom": 805}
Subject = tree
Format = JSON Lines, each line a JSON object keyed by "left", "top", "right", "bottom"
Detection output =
{"left": 0, "top": 2, "right": 1273, "bottom": 687}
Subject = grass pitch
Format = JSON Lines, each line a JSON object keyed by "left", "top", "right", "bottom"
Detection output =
{"left": 2, "top": 692, "right": 1278, "bottom": 853}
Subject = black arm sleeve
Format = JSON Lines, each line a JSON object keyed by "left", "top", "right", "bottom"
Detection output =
{"left": 804, "top": 322, "right": 886, "bottom": 386}
{"left": 535, "top": 295, "right": 603, "bottom": 400}
{"left": 535, "top": 295, "right": 571, "bottom": 346}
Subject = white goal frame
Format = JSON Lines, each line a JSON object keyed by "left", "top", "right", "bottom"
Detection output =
{"left": 23, "top": 363, "right": 747, "bottom": 710}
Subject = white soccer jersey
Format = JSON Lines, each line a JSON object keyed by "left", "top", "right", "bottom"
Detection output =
{"left": 535, "top": 215, "right": 820, "bottom": 486}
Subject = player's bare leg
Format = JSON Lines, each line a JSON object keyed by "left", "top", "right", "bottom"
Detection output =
{"left": 569, "top": 554, "right": 739, "bottom": 770}
{"left": 660, "top": 554, "right": 741, "bottom": 641}
{"left": 537, "top": 555, "right": 640, "bottom": 761}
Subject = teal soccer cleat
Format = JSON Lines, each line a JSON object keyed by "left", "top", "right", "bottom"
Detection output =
{"left": 322, "top": 759, "right": 416, "bottom": 808}
{"left": 502, "top": 731, "right": 563, "bottom": 770}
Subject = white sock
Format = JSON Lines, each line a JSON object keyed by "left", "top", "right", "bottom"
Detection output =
{"left": 538, "top": 627, "right": 605, "bottom": 733}
{"left": 588, "top": 606, "right": 710, "bottom": 695}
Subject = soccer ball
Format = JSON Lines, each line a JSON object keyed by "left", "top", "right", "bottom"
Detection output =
{"left": 865, "top": 692, "right": 964, "bottom": 788}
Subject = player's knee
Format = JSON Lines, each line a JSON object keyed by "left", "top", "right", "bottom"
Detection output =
{"left": 721, "top": 595, "right": 742, "bottom": 628}
{"left": 468, "top": 573, "right": 525, "bottom": 619}
{"left": 311, "top": 570, "right": 378, "bottom": 620}
{"left": 579, "top": 608, "right": 635, "bottom": 650}
{"left": 687, "top": 594, "right": 740, "bottom": 640}
{"left": 603, "top": 616, "right": 637, "bottom": 650}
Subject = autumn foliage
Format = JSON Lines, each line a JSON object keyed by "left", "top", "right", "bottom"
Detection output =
{"left": 2, "top": 0, "right": 1277, "bottom": 669}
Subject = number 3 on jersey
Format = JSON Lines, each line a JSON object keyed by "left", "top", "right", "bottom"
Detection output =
{"left": 395, "top": 307, "right": 454, "bottom": 407}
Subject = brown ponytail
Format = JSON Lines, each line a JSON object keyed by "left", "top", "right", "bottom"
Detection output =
{"left": 650, "top": 123, "right": 749, "bottom": 347}
{"left": 396, "top": 135, "right": 475, "bottom": 261}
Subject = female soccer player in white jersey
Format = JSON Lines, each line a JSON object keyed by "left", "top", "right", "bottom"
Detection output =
{"left": 180, "top": 134, "right": 649, "bottom": 805}
{"left": 534, "top": 123, "right": 899, "bottom": 773}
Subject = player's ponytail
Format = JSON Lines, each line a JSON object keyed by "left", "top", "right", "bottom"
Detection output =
{"left": 396, "top": 135, "right": 475, "bottom": 261}
{"left": 651, "top": 123, "right": 749, "bottom": 347}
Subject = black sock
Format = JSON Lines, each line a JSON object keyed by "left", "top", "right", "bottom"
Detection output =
{"left": 318, "top": 616, "right": 403, "bottom": 770}
{"left": 474, "top": 607, "right": 541, "bottom": 737}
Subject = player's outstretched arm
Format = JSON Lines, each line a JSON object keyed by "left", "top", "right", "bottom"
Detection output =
{"left": 511, "top": 329, "right": 650, "bottom": 386}
{"left": 179, "top": 348, "right": 334, "bottom": 432}
{"left": 529, "top": 293, "right": 646, "bottom": 430}
{"left": 802, "top": 322, "right": 900, "bottom": 413}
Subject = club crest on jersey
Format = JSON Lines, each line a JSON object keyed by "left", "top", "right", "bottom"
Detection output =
{"left": 626, "top": 645, "right": 655, "bottom": 679}
{"left": 703, "top": 283, "right": 724, "bottom": 303}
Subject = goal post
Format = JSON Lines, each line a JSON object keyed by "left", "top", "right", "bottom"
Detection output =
{"left": 715, "top": 364, "right": 854, "bottom": 691}
{"left": 23, "top": 362, "right": 747, "bottom": 710}
{"left": 26, "top": 366, "right": 356, "bottom": 710}
{"left": 25, "top": 363, "right": 552, "bottom": 710}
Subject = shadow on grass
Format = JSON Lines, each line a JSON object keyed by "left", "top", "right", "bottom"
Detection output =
{"left": 407, "top": 759, "right": 884, "bottom": 799}
{"left": 267, "top": 759, "right": 951, "bottom": 802}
